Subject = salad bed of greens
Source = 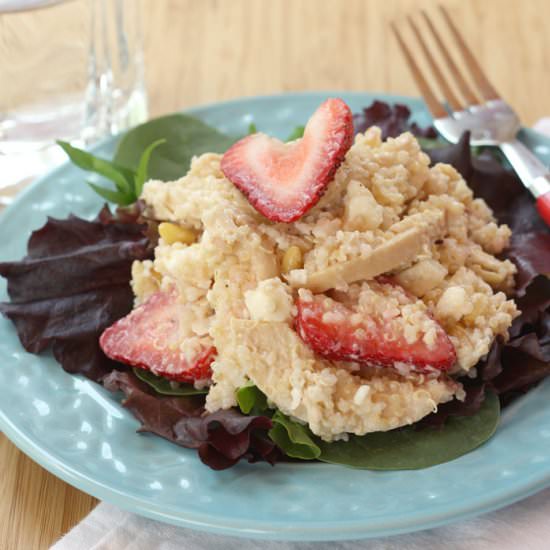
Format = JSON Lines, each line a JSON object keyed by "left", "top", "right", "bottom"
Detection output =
{"left": 1, "top": 101, "right": 550, "bottom": 470}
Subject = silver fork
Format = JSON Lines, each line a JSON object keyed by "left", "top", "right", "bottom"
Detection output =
{"left": 392, "top": 6, "right": 550, "bottom": 227}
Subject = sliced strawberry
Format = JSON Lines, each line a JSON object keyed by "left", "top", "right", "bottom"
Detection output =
{"left": 221, "top": 98, "right": 354, "bottom": 223}
{"left": 100, "top": 291, "right": 215, "bottom": 383}
{"left": 295, "top": 286, "right": 456, "bottom": 374}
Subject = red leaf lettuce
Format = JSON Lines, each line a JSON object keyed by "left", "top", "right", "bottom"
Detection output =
{"left": 0, "top": 205, "right": 278, "bottom": 469}
{"left": 103, "top": 370, "right": 279, "bottom": 470}
{"left": 353, "top": 100, "right": 437, "bottom": 139}
{"left": 0, "top": 207, "right": 152, "bottom": 381}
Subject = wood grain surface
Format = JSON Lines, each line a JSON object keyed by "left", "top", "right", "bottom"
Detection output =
{"left": 1, "top": 1, "right": 549, "bottom": 548}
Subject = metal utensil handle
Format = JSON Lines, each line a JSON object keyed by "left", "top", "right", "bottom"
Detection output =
{"left": 500, "top": 139, "right": 550, "bottom": 227}
{"left": 499, "top": 139, "right": 550, "bottom": 199}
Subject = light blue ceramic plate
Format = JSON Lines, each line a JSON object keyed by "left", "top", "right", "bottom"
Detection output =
{"left": 1, "top": 92, "right": 550, "bottom": 541}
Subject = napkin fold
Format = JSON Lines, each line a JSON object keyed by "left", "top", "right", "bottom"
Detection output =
{"left": 51, "top": 120, "right": 550, "bottom": 550}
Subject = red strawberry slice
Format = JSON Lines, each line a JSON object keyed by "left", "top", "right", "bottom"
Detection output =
{"left": 100, "top": 291, "right": 215, "bottom": 383}
{"left": 221, "top": 98, "right": 354, "bottom": 223}
{"left": 295, "top": 289, "right": 456, "bottom": 374}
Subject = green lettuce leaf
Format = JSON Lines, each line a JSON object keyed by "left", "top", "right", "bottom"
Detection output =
{"left": 236, "top": 381, "right": 268, "bottom": 414}
{"left": 132, "top": 367, "right": 208, "bottom": 396}
{"left": 269, "top": 411, "right": 321, "bottom": 460}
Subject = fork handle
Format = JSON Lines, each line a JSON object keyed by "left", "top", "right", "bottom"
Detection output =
{"left": 536, "top": 191, "right": 550, "bottom": 227}
{"left": 499, "top": 139, "right": 550, "bottom": 227}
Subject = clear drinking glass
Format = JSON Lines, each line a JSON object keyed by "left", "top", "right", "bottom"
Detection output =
{"left": 0, "top": 0, "right": 148, "bottom": 192}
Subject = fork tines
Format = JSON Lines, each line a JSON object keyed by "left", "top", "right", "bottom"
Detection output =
{"left": 392, "top": 5, "right": 500, "bottom": 118}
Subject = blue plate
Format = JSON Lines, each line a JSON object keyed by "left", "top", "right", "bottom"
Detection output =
{"left": 2, "top": 92, "right": 550, "bottom": 541}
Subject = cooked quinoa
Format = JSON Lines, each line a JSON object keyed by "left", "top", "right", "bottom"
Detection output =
{"left": 131, "top": 127, "right": 519, "bottom": 441}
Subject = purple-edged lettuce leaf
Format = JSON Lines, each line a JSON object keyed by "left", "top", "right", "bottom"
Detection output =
{"left": 0, "top": 207, "right": 152, "bottom": 381}
{"left": 104, "top": 371, "right": 280, "bottom": 470}
{"left": 353, "top": 100, "right": 437, "bottom": 139}
{"left": 506, "top": 233, "right": 550, "bottom": 297}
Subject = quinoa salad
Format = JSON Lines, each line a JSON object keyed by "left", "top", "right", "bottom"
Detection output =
{"left": 2, "top": 98, "right": 548, "bottom": 470}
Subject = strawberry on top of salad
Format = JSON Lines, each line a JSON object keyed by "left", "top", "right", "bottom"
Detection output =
{"left": 100, "top": 98, "right": 519, "bottom": 442}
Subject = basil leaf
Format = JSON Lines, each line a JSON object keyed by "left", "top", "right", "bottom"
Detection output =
{"left": 247, "top": 122, "right": 258, "bottom": 135}
{"left": 317, "top": 392, "right": 500, "bottom": 469}
{"left": 269, "top": 411, "right": 321, "bottom": 460}
{"left": 134, "top": 138, "right": 166, "bottom": 197}
{"left": 114, "top": 114, "right": 237, "bottom": 181}
{"left": 58, "top": 140, "right": 134, "bottom": 196}
{"left": 132, "top": 367, "right": 208, "bottom": 396}
{"left": 236, "top": 382, "right": 268, "bottom": 414}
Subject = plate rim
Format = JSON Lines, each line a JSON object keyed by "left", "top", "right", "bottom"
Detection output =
{"left": 2, "top": 90, "right": 550, "bottom": 541}
{"left": 3, "top": 401, "right": 550, "bottom": 541}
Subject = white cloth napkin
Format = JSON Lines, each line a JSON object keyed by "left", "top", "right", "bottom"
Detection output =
{"left": 51, "top": 487, "right": 550, "bottom": 550}
{"left": 50, "top": 120, "right": 550, "bottom": 550}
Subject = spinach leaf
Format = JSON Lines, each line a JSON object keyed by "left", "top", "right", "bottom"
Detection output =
{"left": 269, "top": 411, "right": 321, "bottom": 460}
{"left": 134, "top": 139, "right": 166, "bottom": 196}
{"left": 114, "top": 113, "right": 237, "bottom": 181}
{"left": 236, "top": 383, "right": 499, "bottom": 468}
{"left": 245, "top": 122, "right": 303, "bottom": 142}
{"left": 132, "top": 367, "right": 208, "bottom": 396}
{"left": 317, "top": 392, "right": 500, "bottom": 469}
{"left": 110, "top": 113, "right": 302, "bottom": 190}
{"left": 286, "top": 125, "right": 305, "bottom": 141}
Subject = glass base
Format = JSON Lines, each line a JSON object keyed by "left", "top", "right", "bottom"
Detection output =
{"left": 0, "top": 95, "right": 83, "bottom": 154}
{"left": 0, "top": 89, "right": 147, "bottom": 190}
{"left": 0, "top": 144, "right": 65, "bottom": 195}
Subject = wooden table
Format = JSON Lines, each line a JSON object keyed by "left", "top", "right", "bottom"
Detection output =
{"left": 1, "top": 0, "right": 549, "bottom": 548}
